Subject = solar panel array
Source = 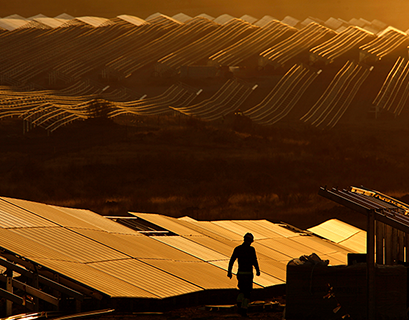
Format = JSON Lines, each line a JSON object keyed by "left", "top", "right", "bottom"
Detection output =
{"left": 0, "top": 12, "right": 409, "bottom": 130}
{"left": 0, "top": 196, "right": 365, "bottom": 300}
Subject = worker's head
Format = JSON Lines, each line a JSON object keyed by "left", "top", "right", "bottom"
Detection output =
{"left": 244, "top": 232, "right": 254, "bottom": 243}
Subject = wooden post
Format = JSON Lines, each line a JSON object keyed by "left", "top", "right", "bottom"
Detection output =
{"left": 385, "top": 224, "right": 393, "bottom": 265}
{"left": 398, "top": 230, "right": 405, "bottom": 262}
{"left": 392, "top": 227, "right": 398, "bottom": 263}
{"left": 367, "top": 209, "right": 375, "bottom": 320}
{"left": 376, "top": 220, "right": 384, "bottom": 264}
{"left": 405, "top": 233, "right": 409, "bottom": 262}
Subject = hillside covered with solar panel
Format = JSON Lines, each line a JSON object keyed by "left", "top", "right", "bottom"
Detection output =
{"left": 1, "top": 12, "right": 409, "bottom": 132}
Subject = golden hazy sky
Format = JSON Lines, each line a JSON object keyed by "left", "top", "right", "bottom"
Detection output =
{"left": 2, "top": 0, "right": 409, "bottom": 30}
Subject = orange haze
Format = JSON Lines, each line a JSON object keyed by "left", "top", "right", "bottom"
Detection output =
{"left": 2, "top": 0, "right": 409, "bottom": 31}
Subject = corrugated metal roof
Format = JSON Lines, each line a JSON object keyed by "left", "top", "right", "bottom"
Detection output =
{"left": 141, "top": 259, "right": 237, "bottom": 290}
{"left": 89, "top": 259, "right": 201, "bottom": 298}
{"left": 70, "top": 228, "right": 200, "bottom": 261}
{"left": 151, "top": 236, "right": 227, "bottom": 261}
{"left": 34, "top": 258, "right": 158, "bottom": 298}
{"left": 130, "top": 212, "right": 202, "bottom": 236}
{"left": 308, "top": 219, "right": 362, "bottom": 243}
{"left": 10, "top": 227, "right": 127, "bottom": 263}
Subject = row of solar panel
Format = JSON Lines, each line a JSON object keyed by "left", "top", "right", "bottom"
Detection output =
{"left": 0, "top": 196, "right": 366, "bottom": 300}
{"left": 0, "top": 13, "right": 395, "bottom": 33}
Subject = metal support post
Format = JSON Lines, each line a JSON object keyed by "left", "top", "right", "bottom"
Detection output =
{"left": 6, "top": 269, "right": 13, "bottom": 316}
{"left": 367, "top": 209, "right": 375, "bottom": 320}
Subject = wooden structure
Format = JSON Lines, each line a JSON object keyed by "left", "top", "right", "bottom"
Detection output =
{"left": 319, "top": 185, "right": 409, "bottom": 319}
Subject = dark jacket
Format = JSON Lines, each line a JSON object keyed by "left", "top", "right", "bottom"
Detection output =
{"left": 228, "top": 242, "right": 260, "bottom": 274}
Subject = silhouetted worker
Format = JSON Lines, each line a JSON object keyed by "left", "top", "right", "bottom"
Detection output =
{"left": 227, "top": 232, "right": 260, "bottom": 317}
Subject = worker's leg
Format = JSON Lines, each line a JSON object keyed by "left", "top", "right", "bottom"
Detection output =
{"left": 237, "top": 274, "right": 253, "bottom": 317}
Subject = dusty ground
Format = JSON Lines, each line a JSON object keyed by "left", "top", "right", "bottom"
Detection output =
{"left": 85, "top": 301, "right": 285, "bottom": 320}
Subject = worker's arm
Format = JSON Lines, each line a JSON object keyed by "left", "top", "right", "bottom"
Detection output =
{"left": 227, "top": 248, "right": 237, "bottom": 278}
{"left": 253, "top": 248, "right": 261, "bottom": 276}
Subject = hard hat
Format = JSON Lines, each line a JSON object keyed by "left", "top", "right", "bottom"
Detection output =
{"left": 244, "top": 233, "right": 254, "bottom": 242}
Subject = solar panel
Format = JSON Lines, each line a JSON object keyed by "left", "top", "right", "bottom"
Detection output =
{"left": 0, "top": 196, "right": 364, "bottom": 301}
